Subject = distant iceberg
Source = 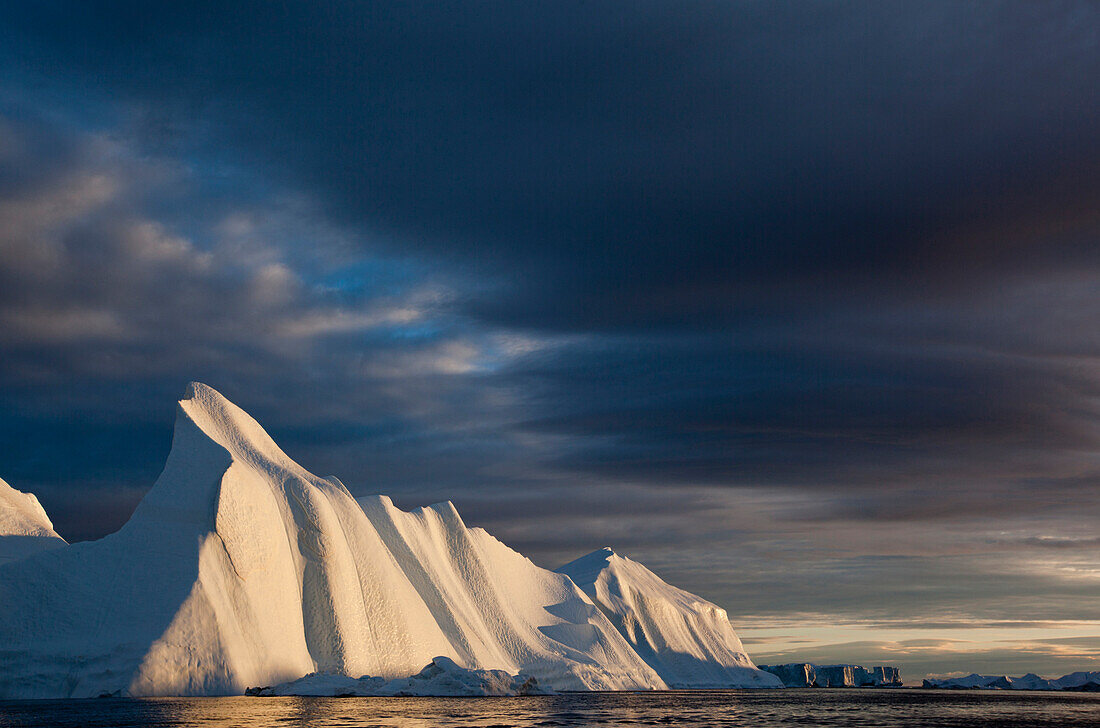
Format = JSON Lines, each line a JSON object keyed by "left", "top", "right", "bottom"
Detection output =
{"left": 923, "top": 672, "right": 1100, "bottom": 691}
{"left": 0, "top": 383, "right": 775, "bottom": 698}
{"left": 759, "top": 663, "right": 901, "bottom": 687}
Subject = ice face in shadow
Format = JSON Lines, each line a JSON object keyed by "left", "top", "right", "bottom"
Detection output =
{"left": 0, "top": 383, "right": 665, "bottom": 698}
{"left": 557, "top": 548, "right": 782, "bottom": 689}
{"left": 0, "top": 476, "right": 67, "bottom": 566}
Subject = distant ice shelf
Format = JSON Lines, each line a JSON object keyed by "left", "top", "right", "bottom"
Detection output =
{"left": 758, "top": 664, "right": 902, "bottom": 687}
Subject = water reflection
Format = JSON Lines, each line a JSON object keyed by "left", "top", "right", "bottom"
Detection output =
{"left": 2, "top": 690, "right": 1100, "bottom": 728}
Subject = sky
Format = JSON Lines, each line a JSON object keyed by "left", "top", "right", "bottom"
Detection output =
{"left": 1, "top": 1, "right": 1099, "bottom": 680}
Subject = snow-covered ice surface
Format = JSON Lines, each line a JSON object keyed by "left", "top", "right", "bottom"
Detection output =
{"left": 0, "top": 476, "right": 66, "bottom": 566}
{"left": 248, "top": 656, "right": 550, "bottom": 696}
{"left": 557, "top": 548, "right": 782, "bottom": 689}
{"left": 923, "top": 671, "right": 1100, "bottom": 690}
{"left": 350, "top": 497, "right": 663, "bottom": 693}
{"left": 0, "top": 383, "right": 669, "bottom": 698}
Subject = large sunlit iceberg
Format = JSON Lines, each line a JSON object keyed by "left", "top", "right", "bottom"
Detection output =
{"left": 0, "top": 383, "right": 774, "bottom": 698}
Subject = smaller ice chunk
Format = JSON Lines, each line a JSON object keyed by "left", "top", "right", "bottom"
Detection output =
{"left": 247, "top": 657, "right": 551, "bottom": 697}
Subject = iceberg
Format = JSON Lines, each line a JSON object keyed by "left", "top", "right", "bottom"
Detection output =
{"left": 0, "top": 476, "right": 67, "bottom": 566}
{"left": 759, "top": 663, "right": 902, "bottom": 687}
{"left": 859, "top": 666, "right": 902, "bottom": 687}
{"left": 557, "top": 547, "right": 781, "bottom": 688}
{"left": 923, "top": 671, "right": 1100, "bottom": 691}
{"left": 1052, "top": 672, "right": 1100, "bottom": 691}
{"left": 3, "top": 383, "right": 781, "bottom": 698}
{"left": 760, "top": 662, "right": 817, "bottom": 688}
{"left": 0, "top": 383, "right": 664, "bottom": 697}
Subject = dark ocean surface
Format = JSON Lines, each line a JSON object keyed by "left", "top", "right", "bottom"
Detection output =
{"left": 2, "top": 689, "right": 1099, "bottom": 727}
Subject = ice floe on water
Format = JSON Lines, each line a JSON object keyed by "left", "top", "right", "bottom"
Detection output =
{"left": 247, "top": 656, "right": 550, "bottom": 697}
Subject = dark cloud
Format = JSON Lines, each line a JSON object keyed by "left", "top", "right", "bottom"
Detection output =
{"left": 3, "top": 2, "right": 1099, "bottom": 330}
{"left": 0, "top": 1, "right": 1098, "bottom": 670}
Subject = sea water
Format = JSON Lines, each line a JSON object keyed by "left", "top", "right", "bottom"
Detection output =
{"left": 2, "top": 689, "right": 1099, "bottom": 727}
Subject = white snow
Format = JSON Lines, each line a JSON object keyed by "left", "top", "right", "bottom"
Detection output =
{"left": 557, "top": 548, "right": 782, "bottom": 689}
{"left": 248, "top": 656, "right": 550, "bottom": 696}
{"left": 0, "top": 383, "right": 666, "bottom": 698}
{"left": 0, "top": 476, "right": 66, "bottom": 565}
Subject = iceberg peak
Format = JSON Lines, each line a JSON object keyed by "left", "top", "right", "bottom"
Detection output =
{"left": 0, "top": 476, "right": 67, "bottom": 566}
{"left": 183, "top": 380, "right": 215, "bottom": 400}
{"left": 428, "top": 500, "right": 463, "bottom": 523}
{"left": 173, "top": 381, "right": 303, "bottom": 476}
{"left": 556, "top": 546, "right": 623, "bottom": 586}
{"left": 558, "top": 547, "right": 782, "bottom": 689}
{"left": 0, "top": 476, "right": 60, "bottom": 538}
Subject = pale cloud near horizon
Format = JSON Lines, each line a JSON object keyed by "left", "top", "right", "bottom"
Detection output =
{"left": 749, "top": 632, "right": 1100, "bottom": 681}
